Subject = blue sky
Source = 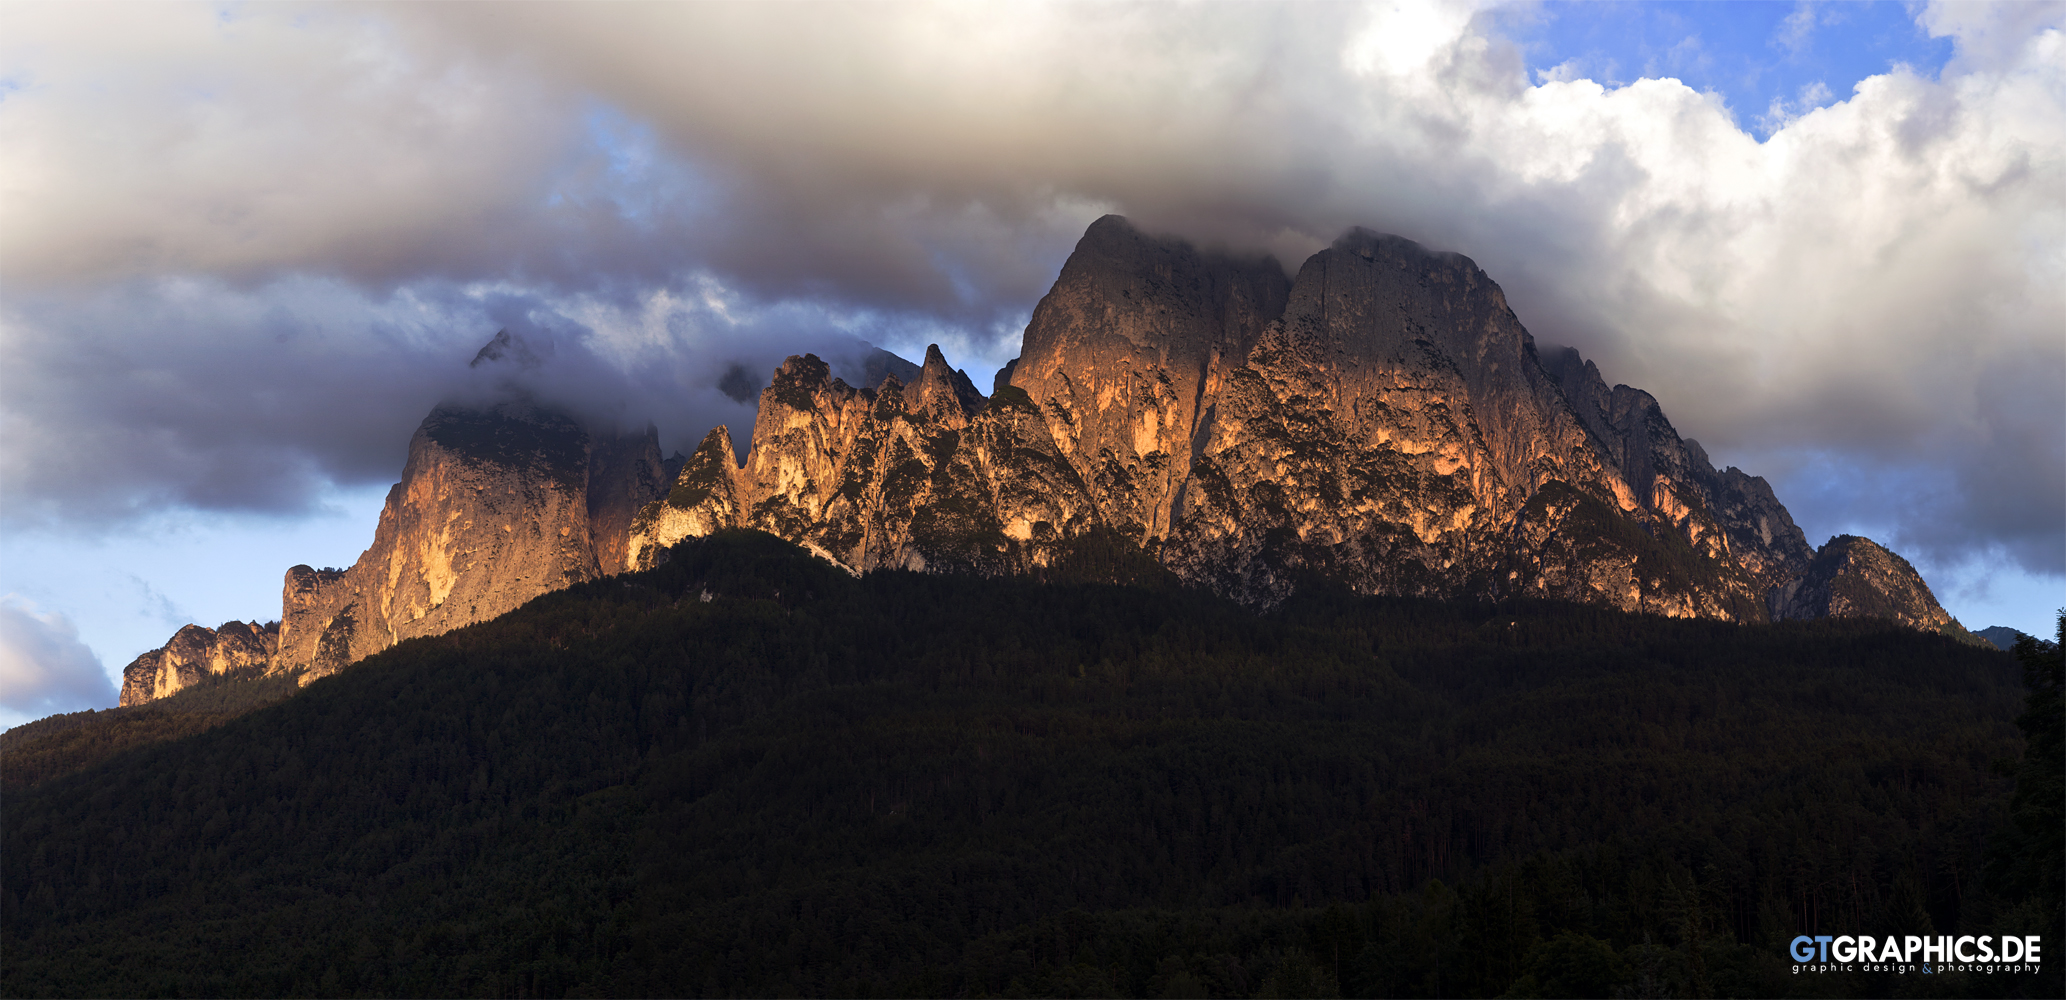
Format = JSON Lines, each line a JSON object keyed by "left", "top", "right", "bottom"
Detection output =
{"left": 1499, "top": 1, "right": 1955, "bottom": 134}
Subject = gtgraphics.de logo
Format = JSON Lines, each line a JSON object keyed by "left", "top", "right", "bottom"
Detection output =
{"left": 1789, "top": 934, "right": 2044, "bottom": 975}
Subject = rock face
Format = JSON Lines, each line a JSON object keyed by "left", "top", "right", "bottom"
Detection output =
{"left": 119, "top": 330, "right": 904, "bottom": 707}
{"left": 631, "top": 216, "right": 1961, "bottom": 632}
{"left": 1772, "top": 535, "right": 1976, "bottom": 640}
{"left": 1159, "top": 228, "right": 1761, "bottom": 616}
{"left": 273, "top": 400, "right": 671, "bottom": 682}
{"left": 118, "top": 621, "right": 278, "bottom": 707}
{"left": 629, "top": 344, "right": 1104, "bottom": 576}
{"left": 1544, "top": 349, "right": 1816, "bottom": 599}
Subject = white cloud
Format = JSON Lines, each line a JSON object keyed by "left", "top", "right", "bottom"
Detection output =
{"left": 1775, "top": 1, "right": 1821, "bottom": 56}
{"left": 0, "top": 596, "right": 116, "bottom": 717}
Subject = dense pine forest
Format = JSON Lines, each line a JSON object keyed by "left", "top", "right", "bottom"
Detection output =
{"left": 3, "top": 531, "right": 2059, "bottom": 999}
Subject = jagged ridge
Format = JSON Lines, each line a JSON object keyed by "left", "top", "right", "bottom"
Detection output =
{"left": 631, "top": 216, "right": 1960, "bottom": 632}
{"left": 119, "top": 220, "right": 1977, "bottom": 706}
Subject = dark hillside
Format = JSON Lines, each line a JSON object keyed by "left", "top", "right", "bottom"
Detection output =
{"left": 2, "top": 532, "right": 2046, "bottom": 998}
{"left": 2, "top": 668, "right": 301, "bottom": 790}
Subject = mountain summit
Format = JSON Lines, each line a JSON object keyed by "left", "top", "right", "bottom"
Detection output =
{"left": 117, "top": 217, "right": 1978, "bottom": 706}
{"left": 629, "top": 216, "right": 1968, "bottom": 631}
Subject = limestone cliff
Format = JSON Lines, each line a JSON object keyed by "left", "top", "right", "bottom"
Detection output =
{"left": 1004, "top": 215, "right": 1290, "bottom": 543}
{"left": 629, "top": 217, "right": 1830, "bottom": 621}
{"left": 1163, "top": 229, "right": 1762, "bottom": 617}
{"left": 1544, "top": 347, "right": 1816, "bottom": 602}
{"left": 689, "top": 345, "right": 1100, "bottom": 575}
{"left": 627, "top": 427, "right": 749, "bottom": 571}
{"left": 1686, "top": 442, "right": 1816, "bottom": 599}
{"left": 273, "top": 401, "right": 669, "bottom": 682}
{"left": 118, "top": 621, "right": 278, "bottom": 707}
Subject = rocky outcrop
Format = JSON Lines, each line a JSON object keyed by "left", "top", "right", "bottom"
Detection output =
{"left": 1161, "top": 229, "right": 1762, "bottom": 616}
{"left": 273, "top": 400, "right": 670, "bottom": 683}
{"left": 1004, "top": 215, "right": 1291, "bottom": 543}
{"left": 731, "top": 345, "right": 1102, "bottom": 575}
{"left": 1686, "top": 443, "right": 1816, "bottom": 596}
{"left": 627, "top": 428, "right": 749, "bottom": 571}
{"left": 628, "top": 217, "right": 1828, "bottom": 621}
{"left": 118, "top": 621, "right": 278, "bottom": 707}
{"left": 1543, "top": 347, "right": 1816, "bottom": 600}
{"left": 121, "top": 329, "right": 849, "bottom": 707}
{"left": 1772, "top": 535, "right": 1977, "bottom": 640}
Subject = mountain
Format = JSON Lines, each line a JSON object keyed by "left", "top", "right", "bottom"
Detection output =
{"left": 1771, "top": 534, "right": 1977, "bottom": 641}
{"left": 118, "top": 395, "right": 671, "bottom": 706}
{"left": 116, "top": 217, "right": 1973, "bottom": 707}
{"left": 268, "top": 400, "right": 674, "bottom": 684}
{"left": 630, "top": 216, "right": 1958, "bottom": 627}
{"left": 1979, "top": 625, "right": 2032, "bottom": 651}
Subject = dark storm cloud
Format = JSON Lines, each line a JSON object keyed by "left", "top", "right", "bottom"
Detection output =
{"left": 0, "top": 1, "right": 2059, "bottom": 580}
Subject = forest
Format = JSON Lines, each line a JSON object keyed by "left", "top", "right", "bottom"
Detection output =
{"left": 3, "top": 530, "right": 2059, "bottom": 999}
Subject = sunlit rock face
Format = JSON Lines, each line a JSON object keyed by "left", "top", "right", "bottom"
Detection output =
{"left": 1163, "top": 228, "right": 1753, "bottom": 614}
{"left": 1006, "top": 215, "right": 1291, "bottom": 544}
{"left": 632, "top": 217, "right": 1827, "bottom": 620}
{"left": 126, "top": 395, "right": 674, "bottom": 705}
{"left": 1772, "top": 535, "right": 1971, "bottom": 637}
{"left": 272, "top": 402, "right": 669, "bottom": 683}
{"left": 628, "top": 427, "right": 747, "bottom": 572}
{"left": 635, "top": 346, "right": 1103, "bottom": 576}
{"left": 1534, "top": 350, "right": 1961, "bottom": 633}
{"left": 117, "top": 620, "right": 278, "bottom": 707}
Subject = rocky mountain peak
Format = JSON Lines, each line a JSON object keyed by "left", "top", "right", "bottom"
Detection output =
{"left": 1006, "top": 215, "right": 1290, "bottom": 541}
{"left": 1772, "top": 534, "right": 1976, "bottom": 640}
{"left": 613, "top": 215, "right": 1954, "bottom": 631}
{"left": 468, "top": 329, "right": 548, "bottom": 370}
{"left": 765, "top": 354, "right": 836, "bottom": 412}
{"left": 908, "top": 344, "right": 985, "bottom": 421}
{"left": 627, "top": 427, "right": 745, "bottom": 571}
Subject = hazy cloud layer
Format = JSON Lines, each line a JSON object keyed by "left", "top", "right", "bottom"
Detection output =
{"left": 2, "top": 1, "right": 2059, "bottom": 578}
{"left": 0, "top": 275, "right": 952, "bottom": 526}
{"left": 0, "top": 597, "right": 116, "bottom": 716}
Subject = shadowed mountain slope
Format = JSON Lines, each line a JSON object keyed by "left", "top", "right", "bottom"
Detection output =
{"left": 3, "top": 532, "right": 2044, "bottom": 999}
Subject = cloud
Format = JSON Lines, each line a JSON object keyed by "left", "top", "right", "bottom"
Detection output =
{"left": 1756, "top": 79, "right": 1834, "bottom": 134}
{"left": 0, "top": 273, "right": 950, "bottom": 529}
{"left": 0, "top": 0, "right": 2060, "bottom": 584}
{"left": 0, "top": 596, "right": 116, "bottom": 716}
